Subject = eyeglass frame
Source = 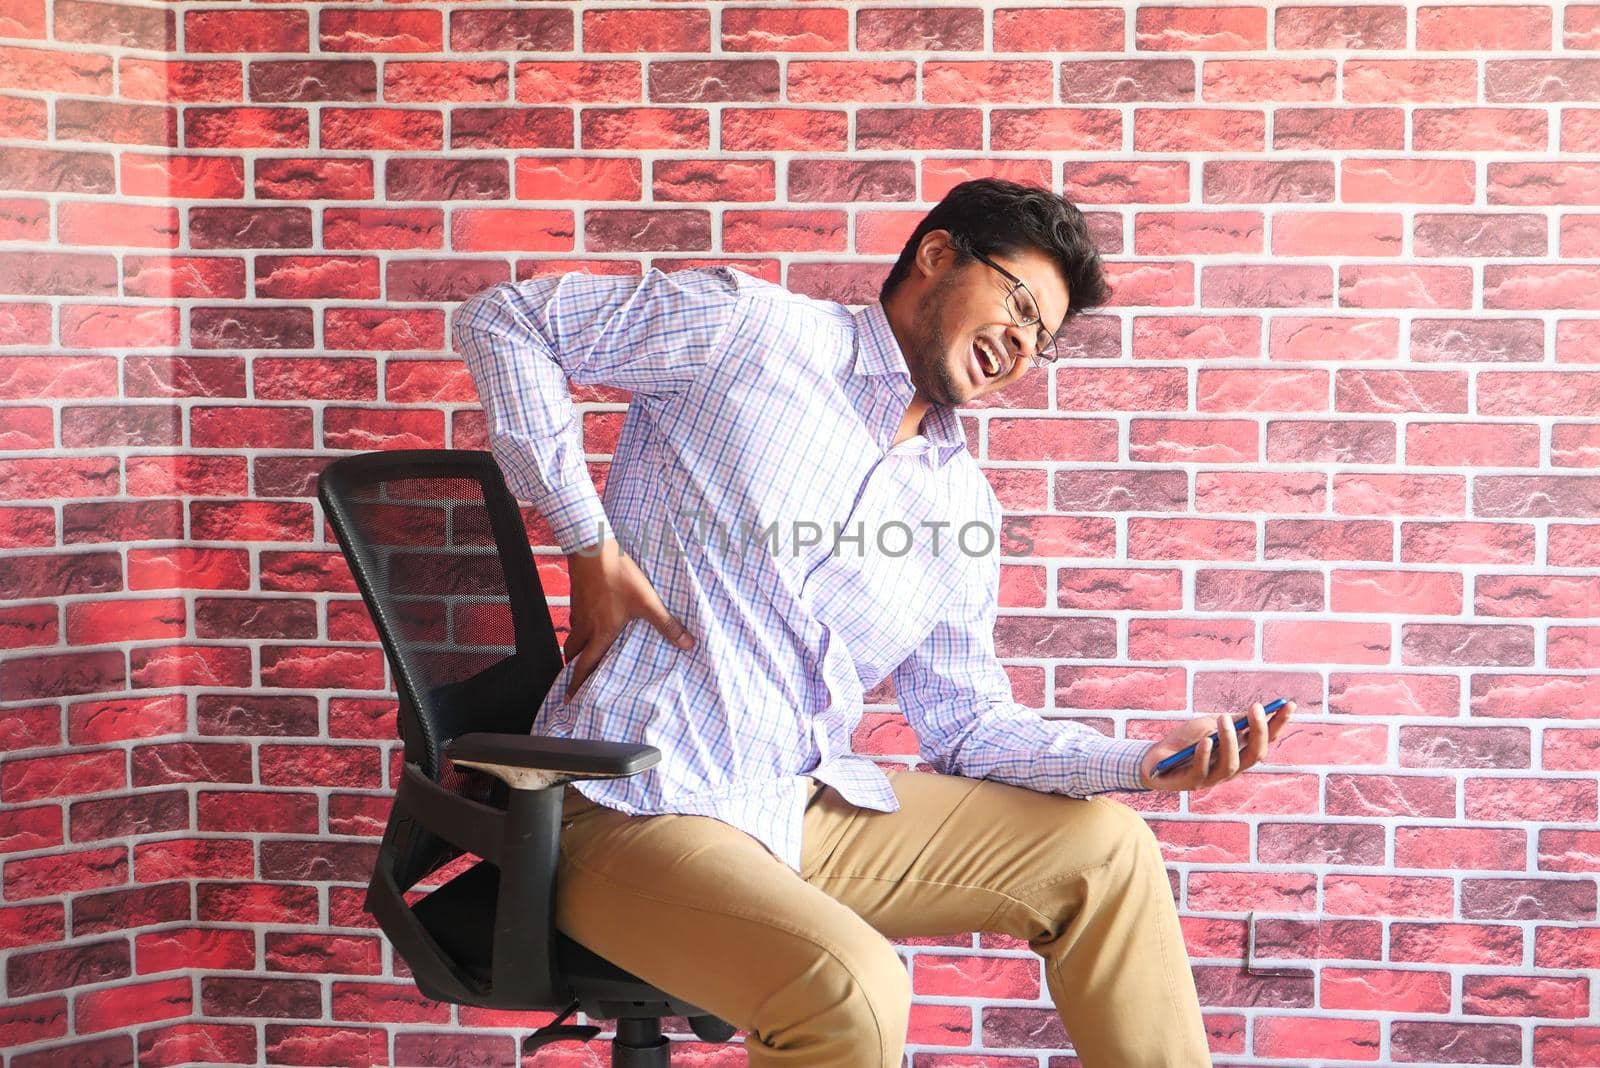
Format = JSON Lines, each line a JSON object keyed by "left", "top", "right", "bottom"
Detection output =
{"left": 950, "top": 239, "right": 1066, "bottom": 367}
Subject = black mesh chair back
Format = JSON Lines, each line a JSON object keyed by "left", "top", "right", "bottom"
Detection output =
{"left": 319, "top": 449, "right": 561, "bottom": 779}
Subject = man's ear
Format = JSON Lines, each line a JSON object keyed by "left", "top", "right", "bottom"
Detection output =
{"left": 915, "top": 229, "right": 956, "bottom": 279}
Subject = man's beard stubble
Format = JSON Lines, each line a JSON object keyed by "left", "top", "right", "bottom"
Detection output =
{"left": 910, "top": 271, "right": 966, "bottom": 407}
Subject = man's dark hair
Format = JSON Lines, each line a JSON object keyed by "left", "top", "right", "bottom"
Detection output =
{"left": 878, "top": 178, "right": 1110, "bottom": 324}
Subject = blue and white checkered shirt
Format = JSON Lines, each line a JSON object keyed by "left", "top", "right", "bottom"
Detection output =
{"left": 455, "top": 265, "right": 1153, "bottom": 873}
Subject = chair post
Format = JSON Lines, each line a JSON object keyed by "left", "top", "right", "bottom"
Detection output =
{"left": 490, "top": 785, "right": 565, "bottom": 1005}
{"left": 612, "top": 1017, "right": 672, "bottom": 1067}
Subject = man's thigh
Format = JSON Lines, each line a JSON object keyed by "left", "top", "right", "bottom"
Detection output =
{"left": 552, "top": 785, "right": 911, "bottom": 1059}
{"left": 800, "top": 769, "right": 1158, "bottom": 940}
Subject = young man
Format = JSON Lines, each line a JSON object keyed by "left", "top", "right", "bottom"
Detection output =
{"left": 455, "top": 178, "right": 1293, "bottom": 1067}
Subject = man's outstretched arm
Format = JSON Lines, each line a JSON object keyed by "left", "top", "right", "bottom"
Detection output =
{"left": 890, "top": 517, "right": 1154, "bottom": 798}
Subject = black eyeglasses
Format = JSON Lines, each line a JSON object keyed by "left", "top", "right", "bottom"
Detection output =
{"left": 959, "top": 244, "right": 1064, "bottom": 367}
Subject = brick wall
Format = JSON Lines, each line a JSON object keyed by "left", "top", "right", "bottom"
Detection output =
{"left": 2, "top": 1, "right": 1598, "bottom": 1065}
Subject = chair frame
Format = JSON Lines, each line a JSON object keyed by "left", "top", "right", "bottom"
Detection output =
{"left": 317, "top": 449, "right": 735, "bottom": 1064}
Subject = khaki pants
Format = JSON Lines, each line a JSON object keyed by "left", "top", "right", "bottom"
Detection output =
{"left": 555, "top": 769, "right": 1212, "bottom": 1067}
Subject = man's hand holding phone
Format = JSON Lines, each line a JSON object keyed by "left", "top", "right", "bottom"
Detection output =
{"left": 1137, "top": 699, "right": 1294, "bottom": 793}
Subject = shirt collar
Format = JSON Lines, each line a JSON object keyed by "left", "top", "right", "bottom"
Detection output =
{"left": 853, "top": 302, "right": 968, "bottom": 467}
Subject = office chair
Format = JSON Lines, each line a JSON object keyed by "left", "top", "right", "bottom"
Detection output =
{"left": 317, "top": 448, "right": 737, "bottom": 1066}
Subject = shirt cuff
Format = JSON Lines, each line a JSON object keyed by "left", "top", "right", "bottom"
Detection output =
{"left": 1080, "top": 736, "right": 1155, "bottom": 795}
{"left": 541, "top": 480, "right": 614, "bottom": 554}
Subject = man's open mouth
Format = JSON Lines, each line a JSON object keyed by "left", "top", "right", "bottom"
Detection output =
{"left": 972, "top": 336, "right": 1005, "bottom": 379}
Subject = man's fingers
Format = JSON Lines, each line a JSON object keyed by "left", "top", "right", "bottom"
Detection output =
{"left": 642, "top": 596, "right": 694, "bottom": 649}
{"left": 1242, "top": 702, "right": 1269, "bottom": 769}
{"left": 564, "top": 639, "right": 608, "bottom": 701}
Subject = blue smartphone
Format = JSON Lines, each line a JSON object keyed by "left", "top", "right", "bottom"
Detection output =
{"left": 1153, "top": 698, "right": 1289, "bottom": 777}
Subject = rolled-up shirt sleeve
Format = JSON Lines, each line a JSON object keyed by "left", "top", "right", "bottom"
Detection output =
{"left": 453, "top": 266, "right": 738, "bottom": 553}
{"left": 891, "top": 498, "right": 1154, "bottom": 798}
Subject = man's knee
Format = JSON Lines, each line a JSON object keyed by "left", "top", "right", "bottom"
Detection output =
{"left": 1046, "top": 796, "right": 1166, "bottom": 886}
{"left": 755, "top": 934, "right": 910, "bottom": 1066}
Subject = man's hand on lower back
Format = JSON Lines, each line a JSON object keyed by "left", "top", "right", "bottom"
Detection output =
{"left": 562, "top": 536, "right": 695, "bottom": 703}
{"left": 1136, "top": 701, "right": 1295, "bottom": 792}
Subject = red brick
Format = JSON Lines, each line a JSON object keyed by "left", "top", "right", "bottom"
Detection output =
{"left": 74, "top": 976, "right": 190, "bottom": 1034}
{"left": 584, "top": 8, "right": 708, "bottom": 51}
{"left": 125, "top": 455, "right": 248, "bottom": 497}
{"left": 583, "top": 106, "right": 710, "bottom": 151}
{"left": 256, "top": 157, "right": 373, "bottom": 201}
{"left": 1346, "top": 59, "right": 1477, "bottom": 102}
{"left": 138, "top": 351, "right": 264, "bottom": 412}
{"left": 185, "top": 8, "right": 308, "bottom": 53}
{"left": 0, "top": 44, "right": 110, "bottom": 94}
{"left": 387, "top": 259, "right": 509, "bottom": 305}
{"left": 0, "top": 408, "right": 51, "bottom": 450}
{"left": 196, "top": 789, "right": 319, "bottom": 834}
{"left": 0, "top": 252, "right": 116, "bottom": 296}
{"left": 1131, "top": 618, "right": 1253, "bottom": 661}
{"left": 136, "top": 926, "right": 254, "bottom": 975}
{"left": 193, "top": 597, "right": 315, "bottom": 643}
{"left": 0, "top": 95, "right": 46, "bottom": 138}
{"left": 788, "top": 59, "right": 916, "bottom": 103}
{"left": 1418, "top": 5, "right": 1552, "bottom": 50}
{"left": 190, "top": 406, "right": 313, "bottom": 449}
{"left": 1331, "top": 569, "right": 1463, "bottom": 615}
{"left": 55, "top": 98, "right": 175, "bottom": 147}
{"left": 1276, "top": 6, "right": 1406, "bottom": 49}
{"left": 321, "top": 207, "right": 441, "bottom": 251}
{"left": 120, "top": 58, "right": 241, "bottom": 102}
{"left": 1401, "top": 521, "right": 1535, "bottom": 565}
{"left": 0, "top": 0, "right": 45, "bottom": 37}
{"left": 0, "top": 305, "right": 51, "bottom": 346}
{"left": 385, "top": 60, "right": 506, "bottom": 104}
{"left": 0, "top": 994, "right": 66, "bottom": 1050}
{"left": 1203, "top": 159, "right": 1334, "bottom": 203}
{"left": 135, "top": 838, "right": 253, "bottom": 883}
{"left": 61, "top": 404, "right": 181, "bottom": 447}
{"left": 0, "top": 505, "right": 56, "bottom": 546}
{"left": 318, "top": 402, "right": 444, "bottom": 447}
{"left": 1275, "top": 106, "right": 1405, "bottom": 149}
{"left": 59, "top": 305, "right": 180, "bottom": 349}
{"left": 324, "top": 310, "right": 444, "bottom": 354}
{"left": 260, "top": 643, "right": 386, "bottom": 690}
{"left": 184, "top": 106, "right": 307, "bottom": 149}
{"left": 122, "top": 153, "right": 244, "bottom": 199}
{"left": 257, "top": 550, "right": 354, "bottom": 594}
{"left": 856, "top": 7, "right": 982, "bottom": 51}
{"left": 58, "top": 201, "right": 178, "bottom": 249}
{"left": 202, "top": 976, "right": 322, "bottom": 1020}
{"left": 1135, "top": 107, "right": 1263, "bottom": 152}
{"left": 515, "top": 60, "right": 639, "bottom": 103}
{"left": 316, "top": 106, "right": 440, "bottom": 150}
{"left": 0, "top": 198, "right": 46, "bottom": 241}
{"left": 1273, "top": 211, "right": 1402, "bottom": 256}
{"left": 1065, "top": 160, "right": 1189, "bottom": 204}
{"left": 0, "top": 704, "right": 60, "bottom": 753}
{"left": 5, "top": 844, "right": 128, "bottom": 898}
{"left": 450, "top": 208, "right": 574, "bottom": 254}
{"left": 1267, "top": 519, "right": 1392, "bottom": 561}
{"left": 385, "top": 157, "right": 505, "bottom": 201}
{"left": 320, "top": 7, "right": 439, "bottom": 52}
{"left": 515, "top": 156, "right": 641, "bottom": 202}
{"left": 186, "top": 207, "right": 310, "bottom": 252}
{"left": 449, "top": 6, "right": 570, "bottom": 51}
{"left": 249, "top": 59, "right": 375, "bottom": 103}
{"left": 1402, "top": 624, "right": 1536, "bottom": 667}
{"left": 67, "top": 694, "right": 187, "bottom": 746}
{"left": 198, "top": 881, "right": 319, "bottom": 924}
{"left": 66, "top": 597, "right": 185, "bottom": 645}
{"left": 133, "top": 644, "right": 254, "bottom": 693}
{"left": 1136, "top": 6, "right": 1266, "bottom": 50}
{"left": 1408, "top": 418, "right": 1542, "bottom": 463}
{"left": 1267, "top": 422, "right": 1395, "bottom": 463}
{"left": 1416, "top": 108, "right": 1547, "bottom": 151}
{"left": 265, "top": 1025, "right": 388, "bottom": 1067}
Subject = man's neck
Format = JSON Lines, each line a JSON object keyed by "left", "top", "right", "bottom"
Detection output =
{"left": 894, "top": 397, "right": 930, "bottom": 446}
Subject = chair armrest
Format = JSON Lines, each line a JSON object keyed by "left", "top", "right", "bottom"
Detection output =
{"left": 445, "top": 733, "right": 660, "bottom": 792}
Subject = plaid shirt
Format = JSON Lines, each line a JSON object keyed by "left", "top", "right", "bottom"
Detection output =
{"left": 455, "top": 266, "right": 1153, "bottom": 873}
